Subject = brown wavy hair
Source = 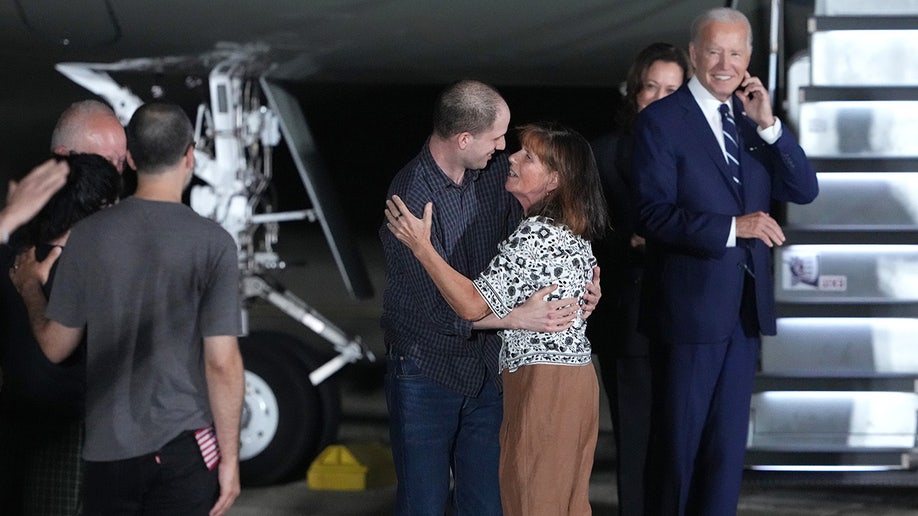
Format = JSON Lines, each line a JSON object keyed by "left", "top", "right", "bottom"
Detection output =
{"left": 518, "top": 122, "right": 609, "bottom": 239}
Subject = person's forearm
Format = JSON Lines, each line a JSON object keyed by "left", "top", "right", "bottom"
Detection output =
{"left": 205, "top": 337, "right": 244, "bottom": 463}
{"left": 17, "top": 280, "right": 64, "bottom": 363}
{"left": 18, "top": 279, "right": 50, "bottom": 338}
{"left": 21, "top": 291, "right": 79, "bottom": 362}
{"left": 0, "top": 210, "right": 20, "bottom": 244}
{"left": 10, "top": 245, "right": 83, "bottom": 362}
{"left": 204, "top": 336, "right": 243, "bottom": 516}
{"left": 472, "top": 312, "right": 511, "bottom": 330}
{"left": 412, "top": 243, "right": 491, "bottom": 321}
{"left": 15, "top": 275, "right": 84, "bottom": 363}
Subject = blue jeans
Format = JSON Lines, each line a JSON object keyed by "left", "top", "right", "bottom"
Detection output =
{"left": 386, "top": 355, "right": 502, "bottom": 516}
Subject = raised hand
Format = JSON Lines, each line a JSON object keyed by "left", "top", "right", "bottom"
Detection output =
{"left": 736, "top": 71, "right": 776, "bottom": 129}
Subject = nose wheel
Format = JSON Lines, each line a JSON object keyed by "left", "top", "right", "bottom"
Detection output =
{"left": 240, "top": 369, "right": 280, "bottom": 460}
{"left": 238, "top": 331, "right": 341, "bottom": 486}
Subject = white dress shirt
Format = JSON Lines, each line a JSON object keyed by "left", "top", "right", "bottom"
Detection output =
{"left": 686, "top": 76, "right": 783, "bottom": 247}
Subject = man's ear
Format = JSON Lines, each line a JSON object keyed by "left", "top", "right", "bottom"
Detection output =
{"left": 457, "top": 132, "right": 472, "bottom": 150}
{"left": 184, "top": 144, "right": 195, "bottom": 170}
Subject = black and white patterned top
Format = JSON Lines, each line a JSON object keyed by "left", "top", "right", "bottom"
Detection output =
{"left": 473, "top": 216, "right": 596, "bottom": 373}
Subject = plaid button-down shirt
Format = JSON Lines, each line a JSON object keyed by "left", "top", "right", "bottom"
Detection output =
{"left": 380, "top": 141, "right": 520, "bottom": 396}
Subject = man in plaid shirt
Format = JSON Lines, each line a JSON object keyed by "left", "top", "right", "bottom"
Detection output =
{"left": 380, "top": 80, "right": 600, "bottom": 515}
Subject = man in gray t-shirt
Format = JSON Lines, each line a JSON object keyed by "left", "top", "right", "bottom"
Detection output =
{"left": 12, "top": 102, "right": 244, "bottom": 516}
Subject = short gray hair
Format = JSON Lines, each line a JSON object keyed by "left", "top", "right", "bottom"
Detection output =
{"left": 690, "top": 7, "right": 753, "bottom": 51}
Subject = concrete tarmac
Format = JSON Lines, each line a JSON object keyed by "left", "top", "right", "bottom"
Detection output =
{"left": 229, "top": 226, "right": 918, "bottom": 515}
{"left": 229, "top": 370, "right": 918, "bottom": 516}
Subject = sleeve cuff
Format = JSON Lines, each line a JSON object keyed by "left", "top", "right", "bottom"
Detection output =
{"left": 727, "top": 217, "right": 737, "bottom": 247}
{"left": 757, "top": 117, "right": 783, "bottom": 144}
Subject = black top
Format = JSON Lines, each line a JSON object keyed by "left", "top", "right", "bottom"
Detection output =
{"left": 0, "top": 243, "right": 84, "bottom": 419}
{"left": 586, "top": 132, "right": 650, "bottom": 358}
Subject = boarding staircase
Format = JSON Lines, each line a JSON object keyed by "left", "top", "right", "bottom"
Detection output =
{"left": 745, "top": 0, "right": 918, "bottom": 481}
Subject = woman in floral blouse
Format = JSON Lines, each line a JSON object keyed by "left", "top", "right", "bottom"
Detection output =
{"left": 385, "top": 121, "right": 608, "bottom": 515}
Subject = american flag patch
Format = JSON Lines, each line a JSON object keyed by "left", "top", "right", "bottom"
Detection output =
{"left": 194, "top": 425, "right": 221, "bottom": 470}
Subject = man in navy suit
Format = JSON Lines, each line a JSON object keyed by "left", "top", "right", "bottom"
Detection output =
{"left": 632, "top": 7, "right": 818, "bottom": 515}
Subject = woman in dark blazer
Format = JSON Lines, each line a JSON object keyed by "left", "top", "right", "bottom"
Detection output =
{"left": 587, "top": 42, "right": 690, "bottom": 516}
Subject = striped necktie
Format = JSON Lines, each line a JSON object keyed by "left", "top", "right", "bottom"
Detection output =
{"left": 719, "top": 103, "right": 741, "bottom": 186}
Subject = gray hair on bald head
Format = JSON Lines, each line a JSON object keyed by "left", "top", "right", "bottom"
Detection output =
{"left": 50, "top": 99, "right": 118, "bottom": 152}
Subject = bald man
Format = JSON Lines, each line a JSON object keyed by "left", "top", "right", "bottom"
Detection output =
{"left": 51, "top": 99, "right": 126, "bottom": 173}
{"left": 0, "top": 99, "right": 127, "bottom": 515}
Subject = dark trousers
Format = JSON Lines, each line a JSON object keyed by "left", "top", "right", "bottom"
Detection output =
{"left": 385, "top": 355, "right": 503, "bottom": 516}
{"left": 644, "top": 321, "right": 760, "bottom": 516}
{"left": 0, "top": 411, "right": 83, "bottom": 516}
{"left": 593, "top": 263, "right": 651, "bottom": 516}
{"left": 602, "top": 356, "right": 651, "bottom": 516}
{"left": 82, "top": 431, "right": 218, "bottom": 516}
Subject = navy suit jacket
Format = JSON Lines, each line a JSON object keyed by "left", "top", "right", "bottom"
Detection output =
{"left": 633, "top": 84, "right": 818, "bottom": 345}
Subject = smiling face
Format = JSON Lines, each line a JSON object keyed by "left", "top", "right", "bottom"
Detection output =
{"left": 690, "top": 19, "right": 751, "bottom": 102}
{"left": 636, "top": 60, "right": 686, "bottom": 112}
{"left": 505, "top": 145, "right": 558, "bottom": 213}
{"left": 462, "top": 101, "right": 510, "bottom": 171}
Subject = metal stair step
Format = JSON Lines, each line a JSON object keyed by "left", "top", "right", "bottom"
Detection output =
{"left": 776, "top": 245, "right": 918, "bottom": 304}
{"left": 808, "top": 158, "right": 918, "bottom": 172}
{"left": 749, "top": 391, "right": 918, "bottom": 449}
{"left": 798, "top": 101, "right": 918, "bottom": 157}
{"left": 762, "top": 318, "right": 918, "bottom": 376}
{"left": 783, "top": 229, "right": 918, "bottom": 245}
{"left": 817, "top": 0, "right": 918, "bottom": 17}
{"left": 776, "top": 303, "right": 918, "bottom": 319}
{"left": 756, "top": 375, "right": 918, "bottom": 393}
{"left": 810, "top": 17, "right": 918, "bottom": 32}
{"left": 801, "top": 87, "right": 918, "bottom": 102}
{"left": 785, "top": 172, "right": 918, "bottom": 228}
{"left": 810, "top": 30, "right": 918, "bottom": 86}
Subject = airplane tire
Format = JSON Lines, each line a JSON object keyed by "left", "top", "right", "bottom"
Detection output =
{"left": 279, "top": 332, "right": 342, "bottom": 461}
{"left": 238, "top": 330, "right": 341, "bottom": 486}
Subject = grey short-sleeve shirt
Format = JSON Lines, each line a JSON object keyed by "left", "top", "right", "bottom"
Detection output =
{"left": 48, "top": 197, "right": 241, "bottom": 461}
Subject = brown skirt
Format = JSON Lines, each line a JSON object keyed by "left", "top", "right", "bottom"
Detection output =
{"left": 499, "top": 363, "right": 599, "bottom": 516}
